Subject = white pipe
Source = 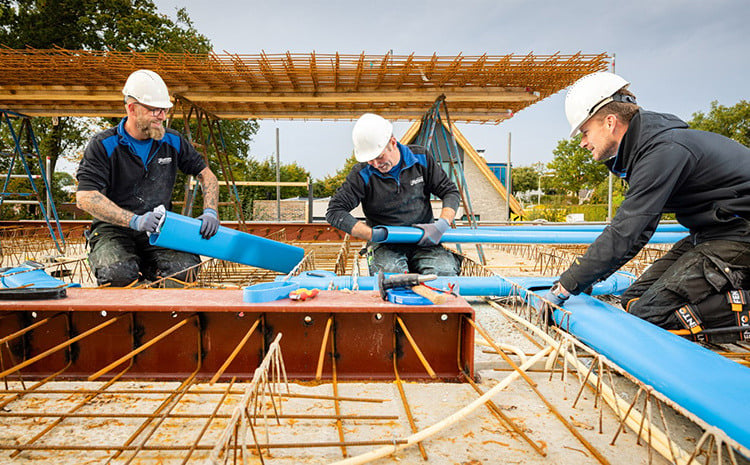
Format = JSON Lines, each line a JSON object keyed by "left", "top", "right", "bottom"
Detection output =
{"left": 329, "top": 345, "right": 553, "bottom": 465}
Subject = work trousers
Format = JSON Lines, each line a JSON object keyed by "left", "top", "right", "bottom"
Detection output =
{"left": 87, "top": 223, "right": 201, "bottom": 287}
{"left": 620, "top": 237, "right": 750, "bottom": 329}
{"left": 366, "top": 243, "right": 461, "bottom": 276}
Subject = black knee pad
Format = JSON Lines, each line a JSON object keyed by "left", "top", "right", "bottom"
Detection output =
{"left": 95, "top": 260, "right": 140, "bottom": 287}
{"left": 154, "top": 257, "right": 201, "bottom": 283}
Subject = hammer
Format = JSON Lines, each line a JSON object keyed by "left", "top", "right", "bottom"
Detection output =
{"left": 377, "top": 272, "right": 448, "bottom": 305}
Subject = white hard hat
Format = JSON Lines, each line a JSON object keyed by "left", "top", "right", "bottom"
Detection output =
{"left": 122, "top": 69, "right": 173, "bottom": 109}
{"left": 565, "top": 72, "right": 630, "bottom": 137}
{"left": 352, "top": 113, "right": 393, "bottom": 162}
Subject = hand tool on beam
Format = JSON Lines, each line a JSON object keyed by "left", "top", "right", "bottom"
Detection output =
{"left": 377, "top": 272, "right": 446, "bottom": 305}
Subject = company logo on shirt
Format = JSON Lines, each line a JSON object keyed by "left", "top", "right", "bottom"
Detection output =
{"left": 157, "top": 157, "right": 172, "bottom": 165}
{"left": 410, "top": 176, "right": 424, "bottom": 186}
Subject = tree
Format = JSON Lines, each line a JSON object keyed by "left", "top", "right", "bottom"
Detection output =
{"left": 0, "top": 1, "right": 211, "bottom": 53}
{"left": 0, "top": 0, "right": 215, "bottom": 174}
{"left": 547, "top": 136, "right": 608, "bottom": 196}
{"left": 314, "top": 154, "right": 359, "bottom": 198}
{"left": 688, "top": 100, "right": 750, "bottom": 147}
{"left": 0, "top": 1, "right": 260, "bottom": 220}
{"left": 510, "top": 165, "right": 539, "bottom": 193}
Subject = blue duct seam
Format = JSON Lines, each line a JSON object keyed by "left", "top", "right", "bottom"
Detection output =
{"left": 149, "top": 211, "right": 305, "bottom": 273}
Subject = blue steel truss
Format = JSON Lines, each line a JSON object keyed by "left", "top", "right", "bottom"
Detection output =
{"left": 0, "top": 109, "right": 65, "bottom": 253}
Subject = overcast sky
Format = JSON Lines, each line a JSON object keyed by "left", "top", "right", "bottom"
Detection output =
{"left": 154, "top": 0, "right": 748, "bottom": 179}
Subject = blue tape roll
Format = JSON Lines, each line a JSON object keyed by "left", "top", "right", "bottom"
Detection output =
{"left": 386, "top": 288, "right": 432, "bottom": 305}
{"left": 149, "top": 211, "right": 304, "bottom": 273}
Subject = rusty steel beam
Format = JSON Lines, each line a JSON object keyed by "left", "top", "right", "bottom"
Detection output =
{"left": 0, "top": 288, "right": 474, "bottom": 381}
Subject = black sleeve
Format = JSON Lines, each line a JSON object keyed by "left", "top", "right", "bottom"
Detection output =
{"left": 326, "top": 166, "right": 366, "bottom": 235}
{"left": 76, "top": 138, "right": 110, "bottom": 192}
{"left": 175, "top": 133, "right": 207, "bottom": 176}
{"left": 559, "top": 146, "right": 693, "bottom": 294}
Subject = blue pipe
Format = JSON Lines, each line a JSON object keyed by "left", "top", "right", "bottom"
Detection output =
{"left": 527, "top": 292, "right": 750, "bottom": 451}
{"left": 475, "top": 224, "right": 688, "bottom": 233}
{"left": 276, "top": 270, "right": 634, "bottom": 297}
{"left": 149, "top": 211, "right": 305, "bottom": 273}
{"left": 372, "top": 226, "right": 687, "bottom": 245}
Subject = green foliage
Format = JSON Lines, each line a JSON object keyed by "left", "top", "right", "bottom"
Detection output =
{"left": 313, "top": 154, "right": 358, "bottom": 197}
{"left": 510, "top": 165, "right": 538, "bottom": 193}
{"left": 240, "top": 157, "right": 311, "bottom": 219}
{"left": 688, "top": 100, "right": 750, "bottom": 147}
{"left": 589, "top": 175, "right": 627, "bottom": 206}
{"left": 547, "top": 136, "right": 608, "bottom": 194}
{"left": 0, "top": 1, "right": 210, "bottom": 53}
{"left": 0, "top": 1, "right": 265, "bottom": 222}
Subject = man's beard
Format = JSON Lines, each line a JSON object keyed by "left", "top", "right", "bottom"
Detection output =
{"left": 595, "top": 139, "right": 619, "bottom": 162}
{"left": 135, "top": 116, "right": 165, "bottom": 140}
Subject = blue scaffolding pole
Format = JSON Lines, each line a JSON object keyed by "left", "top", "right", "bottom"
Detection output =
{"left": 414, "top": 96, "right": 486, "bottom": 264}
{"left": 0, "top": 109, "right": 65, "bottom": 254}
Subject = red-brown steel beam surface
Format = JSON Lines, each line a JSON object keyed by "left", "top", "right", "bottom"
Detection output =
{"left": 0, "top": 288, "right": 474, "bottom": 382}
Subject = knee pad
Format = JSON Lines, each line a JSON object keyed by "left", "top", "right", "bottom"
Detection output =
{"left": 670, "top": 290, "right": 750, "bottom": 343}
{"left": 154, "top": 257, "right": 201, "bottom": 283}
{"left": 95, "top": 260, "right": 140, "bottom": 287}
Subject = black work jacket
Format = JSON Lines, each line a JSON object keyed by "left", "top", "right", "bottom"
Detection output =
{"left": 76, "top": 118, "right": 206, "bottom": 228}
{"left": 326, "top": 143, "right": 460, "bottom": 234}
{"left": 560, "top": 110, "right": 750, "bottom": 294}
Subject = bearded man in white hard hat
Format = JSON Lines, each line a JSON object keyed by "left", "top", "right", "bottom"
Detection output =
{"left": 76, "top": 69, "right": 220, "bottom": 287}
{"left": 543, "top": 71, "right": 750, "bottom": 341}
{"left": 326, "top": 113, "right": 461, "bottom": 276}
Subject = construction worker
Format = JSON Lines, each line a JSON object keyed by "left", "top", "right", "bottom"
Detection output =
{"left": 545, "top": 71, "right": 750, "bottom": 337}
{"left": 76, "top": 69, "right": 220, "bottom": 287}
{"left": 326, "top": 113, "right": 462, "bottom": 276}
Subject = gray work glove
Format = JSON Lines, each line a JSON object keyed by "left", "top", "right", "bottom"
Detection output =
{"left": 413, "top": 218, "right": 450, "bottom": 246}
{"left": 129, "top": 210, "right": 164, "bottom": 233}
{"left": 539, "top": 282, "right": 569, "bottom": 325}
{"left": 197, "top": 208, "right": 220, "bottom": 239}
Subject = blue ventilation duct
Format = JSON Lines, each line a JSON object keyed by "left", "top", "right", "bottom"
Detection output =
{"left": 149, "top": 211, "right": 305, "bottom": 273}
{"left": 372, "top": 226, "right": 686, "bottom": 244}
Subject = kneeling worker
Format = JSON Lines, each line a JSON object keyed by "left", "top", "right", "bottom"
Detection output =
{"left": 545, "top": 72, "right": 750, "bottom": 340}
{"left": 76, "top": 69, "right": 220, "bottom": 287}
{"left": 326, "top": 113, "right": 461, "bottom": 276}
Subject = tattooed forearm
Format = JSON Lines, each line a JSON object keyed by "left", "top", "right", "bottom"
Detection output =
{"left": 76, "top": 190, "right": 134, "bottom": 227}
{"left": 196, "top": 167, "right": 219, "bottom": 211}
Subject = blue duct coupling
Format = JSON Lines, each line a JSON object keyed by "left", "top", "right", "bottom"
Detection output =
{"left": 277, "top": 270, "right": 634, "bottom": 297}
{"left": 149, "top": 211, "right": 305, "bottom": 273}
{"left": 528, "top": 292, "right": 750, "bottom": 451}
{"left": 372, "top": 225, "right": 687, "bottom": 245}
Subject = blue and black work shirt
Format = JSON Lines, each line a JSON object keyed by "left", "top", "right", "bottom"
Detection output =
{"left": 326, "top": 142, "right": 460, "bottom": 234}
{"left": 76, "top": 117, "right": 207, "bottom": 223}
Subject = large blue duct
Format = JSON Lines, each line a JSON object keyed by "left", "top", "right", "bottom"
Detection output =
{"left": 477, "top": 224, "right": 688, "bottom": 233}
{"left": 277, "top": 270, "right": 634, "bottom": 297}
{"left": 528, "top": 293, "right": 750, "bottom": 452}
{"left": 372, "top": 226, "right": 687, "bottom": 245}
{"left": 149, "top": 211, "right": 305, "bottom": 273}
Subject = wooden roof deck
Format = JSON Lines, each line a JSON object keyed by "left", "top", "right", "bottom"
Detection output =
{"left": 0, "top": 49, "right": 611, "bottom": 120}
